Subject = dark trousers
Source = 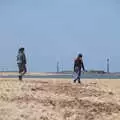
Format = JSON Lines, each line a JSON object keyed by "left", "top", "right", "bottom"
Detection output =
{"left": 74, "top": 70, "right": 81, "bottom": 83}
{"left": 18, "top": 63, "right": 27, "bottom": 80}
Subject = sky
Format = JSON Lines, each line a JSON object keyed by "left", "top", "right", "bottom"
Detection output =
{"left": 0, "top": 0, "right": 120, "bottom": 72}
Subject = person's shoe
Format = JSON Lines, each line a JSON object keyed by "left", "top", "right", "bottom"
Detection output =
{"left": 19, "top": 75, "right": 22, "bottom": 81}
{"left": 74, "top": 80, "right": 76, "bottom": 83}
{"left": 78, "top": 80, "right": 81, "bottom": 84}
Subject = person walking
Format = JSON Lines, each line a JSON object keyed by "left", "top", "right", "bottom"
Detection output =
{"left": 73, "top": 53, "right": 85, "bottom": 83}
{"left": 17, "top": 48, "right": 27, "bottom": 80}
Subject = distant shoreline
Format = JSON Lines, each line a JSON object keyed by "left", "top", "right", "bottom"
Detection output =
{"left": 0, "top": 72, "right": 120, "bottom": 79}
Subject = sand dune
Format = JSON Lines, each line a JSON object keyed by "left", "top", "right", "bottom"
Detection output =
{"left": 0, "top": 78, "right": 120, "bottom": 120}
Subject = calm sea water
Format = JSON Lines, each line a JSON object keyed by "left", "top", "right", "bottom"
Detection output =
{"left": 0, "top": 73, "right": 120, "bottom": 79}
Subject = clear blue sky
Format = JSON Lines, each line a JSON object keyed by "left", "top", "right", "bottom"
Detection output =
{"left": 0, "top": 0, "right": 120, "bottom": 72}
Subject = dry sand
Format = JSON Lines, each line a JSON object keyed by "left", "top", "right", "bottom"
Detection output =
{"left": 0, "top": 78, "right": 120, "bottom": 120}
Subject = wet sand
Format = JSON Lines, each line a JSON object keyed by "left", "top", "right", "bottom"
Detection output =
{"left": 0, "top": 78, "right": 120, "bottom": 120}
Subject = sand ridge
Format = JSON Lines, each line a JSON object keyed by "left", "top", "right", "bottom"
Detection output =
{"left": 0, "top": 78, "right": 120, "bottom": 120}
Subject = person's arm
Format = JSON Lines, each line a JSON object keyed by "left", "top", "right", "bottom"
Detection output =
{"left": 81, "top": 60, "right": 85, "bottom": 71}
{"left": 17, "top": 55, "right": 18, "bottom": 61}
{"left": 74, "top": 59, "right": 76, "bottom": 72}
{"left": 22, "top": 53, "right": 27, "bottom": 64}
{"left": 17, "top": 53, "right": 21, "bottom": 64}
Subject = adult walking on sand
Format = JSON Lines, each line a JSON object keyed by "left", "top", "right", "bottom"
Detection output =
{"left": 73, "top": 53, "right": 86, "bottom": 83}
{"left": 17, "top": 48, "right": 27, "bottom": 80}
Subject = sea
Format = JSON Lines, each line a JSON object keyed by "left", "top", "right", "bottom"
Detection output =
{"left": 0, "top": 73, "right": 120, "bottom": 79}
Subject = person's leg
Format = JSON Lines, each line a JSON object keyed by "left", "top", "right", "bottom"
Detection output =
{"left": 18, "top": 64, "right": 23, "bottom": 80}
{"left": 19, "top": 64, "right": 27, "bottom": 80}
{"left": 73, "top": 71, "right": 78, "bottom": 83}
{"left": 19, "top": 74, "right": 22, "bottom": 80}
{"left": 23, "top": 64, "right": 27, "bottom": 75}
{"left": 74, "top": 79, "right": 77, "bottom": 83}
{"left": 78, "top": 70, "right": 81, "bottom": 83}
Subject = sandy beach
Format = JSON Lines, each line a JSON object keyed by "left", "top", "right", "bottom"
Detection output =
{"left": 0, "top": 78, "right": 120, "bottom": 120}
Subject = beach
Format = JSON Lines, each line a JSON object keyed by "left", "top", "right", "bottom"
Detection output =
{"left": 0, "top": 78, "right": 120, "bottom": 120}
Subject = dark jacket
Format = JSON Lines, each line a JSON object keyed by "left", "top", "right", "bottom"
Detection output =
{"left": 17, "top": 52, "right": 26, "bottom": 64}
{"left": 74, "top": 58, "right": 85, "bottom": 71}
